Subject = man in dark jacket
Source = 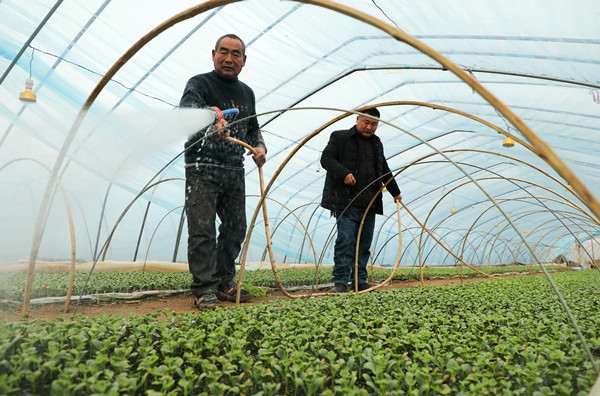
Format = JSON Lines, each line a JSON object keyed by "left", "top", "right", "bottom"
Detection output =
{"left": 180, "top": 34, "right": 267, "bottom": 309}
{"left": 320, "top": 107, "right": 401, "bottom": 292}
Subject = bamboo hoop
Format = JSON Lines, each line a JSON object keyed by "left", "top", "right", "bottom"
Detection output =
{"left": 249, "top": 197, "right": 321, "bottom": 289}
{"left": 299, "top": 0, "right": 600, "bottom": 223}
{"left": 354, "top": 200, "right": 403, "bottom": 294}
{"left": 226, "top": 137, "right": 288, "bottom": 302}
{"left": 1, "top": 158, "right": 77, "bottom": 314}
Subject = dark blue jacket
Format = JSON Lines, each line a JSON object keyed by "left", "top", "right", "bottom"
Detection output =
{"left": 320, "top": 126, "right": 400, "bottom": 215}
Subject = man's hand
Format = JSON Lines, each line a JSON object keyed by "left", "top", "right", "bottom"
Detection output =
{"left": 394, "top": 194, "right": 402, "bottom": 203}
{"left": 344, "top": 173, "right": 356, "bottom": 186}
{"left": 213, "top": 119, "right": 230, "bottom": 140}
{"left": 249, "top": 146, "right": 266, "bottom": 167}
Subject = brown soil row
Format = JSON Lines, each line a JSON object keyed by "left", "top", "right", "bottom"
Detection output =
{"left": 0, "top": 272, "right": 548, "bottom": 322}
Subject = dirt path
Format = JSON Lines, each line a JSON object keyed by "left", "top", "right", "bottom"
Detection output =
{"left": 0, "top": 274, "right": 541, "bottom": 322}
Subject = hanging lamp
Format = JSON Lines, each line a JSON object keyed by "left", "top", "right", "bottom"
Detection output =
{"left": 19, "top": 47, "right": 37, "bottom": 103}
{"left": 502, "top": 136, "right": 514, "bottom": 147}
{"left": 19, "top": 78, "right": 37, "bottom": 103}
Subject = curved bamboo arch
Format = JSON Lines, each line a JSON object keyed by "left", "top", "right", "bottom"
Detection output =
{"left": 1, "top": 158, "right": 77, "bottom": 312}
{"left": 229, "top": 136, "right": 405, "bottom": 298}
{"left": 365, "top": 147, "right": 598, "bottom": 276}
{"left": 72, "top": 177, "right": 184, "bottom": 314}
{"left": 25, "top": 0, "right": 594, "bottom": 303}
{"left": 246, "top": 196, "right": 320, "bottom": 289}
{"left": 457, "top": 197, "right": 594, "bottom": 272}
{"left": 373, "top": 100, "right": 535, "bottom": 153}
{"left": 300, "top": 0, "right": 599, "bottom": 222}
{"left": 389, "top": 149, "right": 595, "bottom": 228}
{"left": 97, "top": 178, "right": 186, "bottom": 261}
{"left": 18, "top": 0, "right": 597, "bottom": 372}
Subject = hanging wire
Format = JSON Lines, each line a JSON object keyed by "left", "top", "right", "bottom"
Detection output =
{"left": 28, "top": 47, "right": 35, "bottom": 79}
{"left": 26, "top": 45, "right": 177, "bottom": 107}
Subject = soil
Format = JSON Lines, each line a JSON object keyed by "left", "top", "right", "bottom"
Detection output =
{"left": 0, "top": 273, "right": 542, "bottom": 322}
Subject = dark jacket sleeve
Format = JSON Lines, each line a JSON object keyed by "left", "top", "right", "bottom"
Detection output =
{"left": 381, "top": 155, "right": 401, "bottom": 197}
{"left": 320, "top": 131, "right": 351, "bottom": 182}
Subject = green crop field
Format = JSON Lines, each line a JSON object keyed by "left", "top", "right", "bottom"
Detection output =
{"left": 0, "top": 269, "right": 598, "bottom": 395}
{"left": 0, "top": 264, "right": 567, "bottom": 300}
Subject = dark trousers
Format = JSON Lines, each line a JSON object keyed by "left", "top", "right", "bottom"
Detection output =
{"left": 185, "top": 167, "right": 246, "bottom": 297}
{"left": 332, "top": 205, "right": 376, "bottom": 286}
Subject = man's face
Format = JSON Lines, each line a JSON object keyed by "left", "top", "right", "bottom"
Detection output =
{"left": 212, "top": 37, "right": 246, "bottom": 79}
{"left": 356, "top": 115, "right": 379, "bottom": 138}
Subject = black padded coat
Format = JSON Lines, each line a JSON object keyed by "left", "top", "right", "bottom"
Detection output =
{"left": 320, "top": 126, "right": 400, "bottom": 215}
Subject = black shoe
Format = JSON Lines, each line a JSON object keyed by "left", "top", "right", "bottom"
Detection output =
{"left": 194, "top": 293, "right": 220, "bottom": 309}
{"left": 216, "top": 282, "right": 252, "bottom": 302}
{"left": 332, "top": 283, "right": 347, "bottom": 293}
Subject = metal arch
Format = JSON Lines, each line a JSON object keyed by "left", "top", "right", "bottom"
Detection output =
{"left": 400, "top": 170, "right": 594, "bottom": 274}
{"left": 0, "top": 0, "right": 63, "bottom": 86}
{"left": 20, "top": 0, "right": 595, "bottom": 372}
{"left": 254, "top": 94, "right": 534, "bottom": 186}
{"left": 418, "top": 226, "right": 476, "bottom": 267}
{"left": 510, "top": 212, "right": 600, "bottom": 269}
{"left": 302, "top": 96, "right": 541, "bottom": 259}
{"left": 455, "top": 192, "right": 597, "bottom": 270}
{"left": 461, "top": 199, "right": 592, "bottom": 269}
{"left": 260, "top": 65, "right": 600, "bottom": 128}
{"left": 447, "top": 184, "right": 600, "bottom": 268}
{"left": 0, "top": 0, "right": 109, "bottom": 149}
{"left": 259, "top": 94, "right": 550, "bottom": 223}
{"left": 431, "top": 188, "right": 595, "bottom": 269}
{"left": 489, "top": 211, "right": 568, "bottom": 269}
{"left": 300, "top": 0, "right": 600, "bottom": 227}
{"left": 377, "top": 100, "right": 535, "bottom": 154}
{"left": 372, "top": 223, "right": 419, "bottom": 268}
{"left": 141, "top": 205, "right": 184, "bottom": 272}
{"left": 370, "top": 147, "right": 597, "bottom": 255}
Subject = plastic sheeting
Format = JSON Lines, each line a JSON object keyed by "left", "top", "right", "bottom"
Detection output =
{"left": 1, "top": 0, "right": 599, "bottom": 268}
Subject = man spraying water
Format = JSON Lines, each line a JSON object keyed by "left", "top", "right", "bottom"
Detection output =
{"left": 180, "top": 34, "right": 267, "bottom": 309}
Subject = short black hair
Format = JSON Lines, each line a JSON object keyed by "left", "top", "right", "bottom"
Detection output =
{"left": 360, "top": 107, "right": 380, "bottom": 118}
{"left": 215, "top": 34, "right": 246, "bottom": 55}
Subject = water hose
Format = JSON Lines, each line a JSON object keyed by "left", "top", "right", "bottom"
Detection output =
{"left": 211, "top": 106, "right": 239, "bottom": 124}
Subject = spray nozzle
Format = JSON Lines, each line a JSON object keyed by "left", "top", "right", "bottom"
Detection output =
{"left": 211, "top": 106, "right": 239, "bottom": 124}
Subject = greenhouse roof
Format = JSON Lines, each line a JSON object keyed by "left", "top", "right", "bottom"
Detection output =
{"left": 1, "top": 0, "right": 599, "bottom": 267}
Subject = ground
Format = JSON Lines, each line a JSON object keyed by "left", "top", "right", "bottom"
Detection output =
{"left": 0, "top": 274, "right": 540, "bottom": 322}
